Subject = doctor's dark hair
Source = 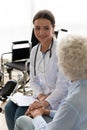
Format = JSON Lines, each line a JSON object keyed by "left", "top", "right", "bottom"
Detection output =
{"left": 33, "top": 9, "right": 55, "bottom": 26}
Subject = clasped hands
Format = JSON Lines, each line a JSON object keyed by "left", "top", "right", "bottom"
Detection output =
{"left": 25, "top": 94, "right": 50, "bottom": 118}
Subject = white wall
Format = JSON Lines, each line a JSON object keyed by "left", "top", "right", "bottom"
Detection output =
{"left": 32, "top": 0, "right": 87, "bottom": 34}
{"left": 0, "top": 0, "right": 32, "bottom": 55}
{"left": 0, "top": 0, "right": 87, "bottom": 56}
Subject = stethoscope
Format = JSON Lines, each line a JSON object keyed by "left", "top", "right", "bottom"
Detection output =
{"left": 33, "top": 29, "right": 68, "bottom": 76}
{"left": 34, "top": 39, "right": 53, "bottom": 76}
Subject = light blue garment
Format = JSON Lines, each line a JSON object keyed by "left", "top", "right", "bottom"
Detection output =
{"left": 30, "top": 39, "right": 70, "bottom": 110}
{"left": 14, "top": 115, "right": 53, "bottom": 130}
{"left": 14, "top": 110, "right": 56, "bottom": 130}
{"left": 33, "top": 80, "right": 87, "bottom": 130}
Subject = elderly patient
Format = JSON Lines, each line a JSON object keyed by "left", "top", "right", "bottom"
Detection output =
{"left": 14, "top": 34, "right": 87, "bottom": 130}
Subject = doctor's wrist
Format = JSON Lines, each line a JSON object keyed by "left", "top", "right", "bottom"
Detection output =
{"left": 40, "top": 100, "right": 49, "bottom": 108}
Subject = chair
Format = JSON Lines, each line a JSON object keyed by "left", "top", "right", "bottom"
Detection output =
{"left": 1, "top": 29, "right": 39, "bottom": 86}
{"left": 31, "top": 28, "right": 39, "bottom": 48}
{"left": 0, "top": 30, "right": 39, "bottom": 112}
{"left": 1, "top": 40, "right": 30, "bottom": 84}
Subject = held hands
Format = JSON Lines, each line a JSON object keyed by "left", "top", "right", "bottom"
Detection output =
{"left": 25, "top": 93, "right": 50, "bottom": 118}
{"left": 25, "top": 101, "right": 46, "bottom": 117}
{"left": 28, "top": 107, "right": 46, "bottom": 117}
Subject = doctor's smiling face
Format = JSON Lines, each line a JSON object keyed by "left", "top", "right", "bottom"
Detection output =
{"left": 33, "top": 18, "right": 55, "bottom": 44}
{"left": 32, "top": 10, "right": 55, "bottom": 47}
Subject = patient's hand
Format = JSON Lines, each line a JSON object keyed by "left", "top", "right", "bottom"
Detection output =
{"left": 30, "top": 107, "right": 50, "bottom": 118}
{"left": 25, "top": 101, "right": 50, "bottom": 118}
{"left": 25, "top": 101, "right": 43, "bottom": 116}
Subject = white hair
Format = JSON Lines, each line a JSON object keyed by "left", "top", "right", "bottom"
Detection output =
{"left": 57, "top": 35, "right": 87, "bottom": 81}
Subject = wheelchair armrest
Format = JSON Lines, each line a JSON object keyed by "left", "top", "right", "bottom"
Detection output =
{"left": 1, "top": 52, "right": 12, "bottom": 72}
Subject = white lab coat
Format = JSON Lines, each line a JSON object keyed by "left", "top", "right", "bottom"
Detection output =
{"left": 29, "top": 39, "right": 70, "bottom": 110}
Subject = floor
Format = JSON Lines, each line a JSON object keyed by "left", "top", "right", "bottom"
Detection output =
{"left": 0, "top": 101, "right": 8, "bottom": 130}
{"left": 0, "top": 113, "right": 8, "bottom": 130}
{"left": 0, "top": 69, "right": 23, "bottom": 130}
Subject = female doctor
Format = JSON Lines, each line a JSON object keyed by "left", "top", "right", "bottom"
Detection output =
{"left": 5, "top": 9, "right": 69, "bottom": 130}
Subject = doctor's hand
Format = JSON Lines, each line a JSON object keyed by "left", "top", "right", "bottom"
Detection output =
{"left": 38, "top": 93, "right": 48, "bottom": 101}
